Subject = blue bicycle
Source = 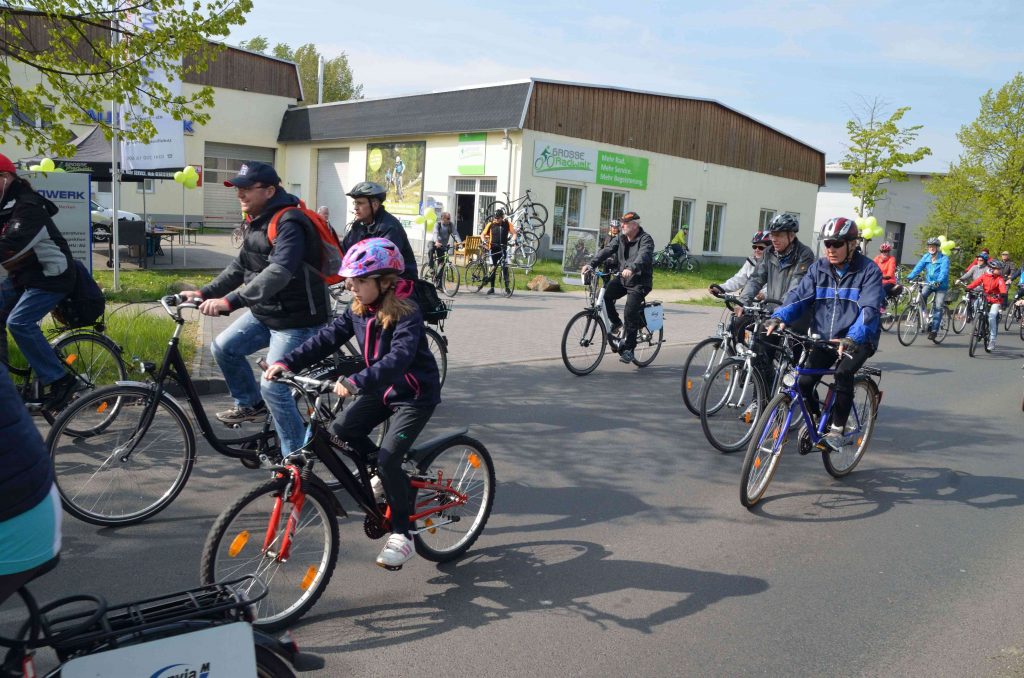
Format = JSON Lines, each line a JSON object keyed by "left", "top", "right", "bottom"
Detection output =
{"left": 739, "top": 331, "right": 882, "bottom": 508}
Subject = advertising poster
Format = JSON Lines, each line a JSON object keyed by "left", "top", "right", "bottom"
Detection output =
{"left": 458, "top": 133, "right": 486, "bottom": 175}
{"left": 25, "top": 171, "right": 92, "bottom": 270}
{"left": 562, "top": 227, "right": 599, "bottom": 279}
{"left": 366, "top": 141, "right": 426, "bottom": 215}
{"left": 533, "top": 139, "right": 597, "bottom": 183}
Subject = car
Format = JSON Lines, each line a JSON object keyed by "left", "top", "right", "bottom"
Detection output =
{"left": 90, "top": 200, "right": 142, "bottom": 242}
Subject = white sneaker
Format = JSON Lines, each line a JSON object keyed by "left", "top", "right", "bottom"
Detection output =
{"left": 822, "top": 424, "right": 845, "bottom": 452}
{"left": 370, "top": 474, "right": 385, "bottom": 502}
{"left": 376, "top": 532, "right": 415, "bottom": 569}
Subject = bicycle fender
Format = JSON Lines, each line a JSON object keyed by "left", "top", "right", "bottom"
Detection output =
{"left": 114, "top": 381, "right": 191, "bottom": 420}
{"left": 408, "top": 428, "right": 470, "bottom": 465}
{"left": 252, "top": 628, "right": 325, "bottom": 671}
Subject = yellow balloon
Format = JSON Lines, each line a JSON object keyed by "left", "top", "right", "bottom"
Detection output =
{"left": 29, "top": 164, "right": 43, "bottom": 171}
{"left": 855, "top": 217, "right": 866, "bottom": 228}
{"left": 184, "top": 177, "right": 198, "bottom": 189}
{"left": 424, "top": 208, "right": 437, "bottom": 230}
{"left": 183, "top": 165, "right": 198, "bottom": 178}
{"left": 52, "top": 168, "right": 65, "bottom": 173}
{"left": 40, "top": 158, "right": 55, "bottom": 172}
{"left": 937, "top": 234, "right": 947, "bottom": 243}
{"left": 865, "top": 216, "right": 878, "bottom": 230}
{"left": 174, "top": 171, "right": 185, "bottom": 183}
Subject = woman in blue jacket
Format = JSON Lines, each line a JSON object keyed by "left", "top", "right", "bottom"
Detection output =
{"left": 266, "top": 238, "right": 441, "bottom": 570}
{"left": 767, "top": 218, "right": 884, "bottom": 451}
{"left": 907, "top": 236, "right": 950, "bottom": 341}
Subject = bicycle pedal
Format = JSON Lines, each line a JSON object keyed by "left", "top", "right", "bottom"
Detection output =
{"left": 378, "top": 563, "right": 403, "bottom": 572}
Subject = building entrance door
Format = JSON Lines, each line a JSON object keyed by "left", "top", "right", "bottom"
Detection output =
{"left": 456, "top": 194, "right": 476, "bottom": 240}
{"left": 885, "top": 220, "right": 906, "bottom": 264}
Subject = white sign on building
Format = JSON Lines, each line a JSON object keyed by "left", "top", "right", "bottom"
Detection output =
{"left": 532, "top": 139, "right": 597, "bottom": 183}
{"left": 25, "top": 171, "right": 92, "bottom": 271}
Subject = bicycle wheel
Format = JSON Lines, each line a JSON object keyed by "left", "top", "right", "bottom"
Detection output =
{"left": 501, "top": 265, "right": 516, "bottom": 297}
{"left": 412, "top": 435, "right": 495, "bottom": 562}
{"left": 482, "top": 200, "right": 509, "bottom": 220}
{"left": 201, "top": 475, "right": 338, "bottom": 632}
{"left": 631, "top": 325, "right": 663, "bottom": 367}
{"left": 680, "top": 337, "right": 727, "bottom": 416}
{"left": 1019, "top": 314, "right": 1024, "bottom": 341}
{"left": 896, "top": 307, "right": 920, "bottom": 346}
{"left": 440, "top": 261, "right": 460, "bottom": 297}
{"left": 933, "top": 308, "right": 951, "bottom": 343}
{"left": 47, "top": 385, "right": 196, "bottom": 526}
{"left": 511, "top": 244, "right": 538, "bottom": 269}
{"left": 518, "top": 230, "right": 541, "bottom": 250}
{"left": 740, "top": 393, "right": 792, "bottom": 507}
{"left": 880, "top": 306, "right": 896, "bottom": 332}
{"left": 681, "top": 256, "right": 701, "bottom": 273}
{"left": 256, "top": 645, "right": 297, "bottom": 678}
{"left": 968, "top": 319, "right": 981, "bottom": 357}
{"left": 822, "top": 377, "right": 878, "bottom": 477}
{"left": 424, "top": 327, "right": 448, "bottom": 388}
{"left": 466, "top": 261, "right": 487, "bottom": 293}
{"left": 561, "top": 310, "right": 607, "bottom": 376}
{"left": 700, "top": 359, "right": 765, "bottom": 453}
{"left": 527, "top": 201, "right": 549, "bottom": 225}
{"left": 1004, "top": 305, "right": 1016, "bottom": 332}
{"left": 952, "top": 299, "right": 969, "bottom": 334}
{"left": 983, "top": 316, "right": 992, "bottom": 352}
{"left": 51, "top": 332, "right": 128, "bottom": 433}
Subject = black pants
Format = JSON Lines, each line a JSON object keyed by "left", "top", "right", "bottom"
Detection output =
{"left": 798, "top": 343, "right": 874, "bottom": 428}
{"left": 486, "top": 246, "right": 509, "bottom": 290}
{"left": 604, "top": 278, "right": 648, "bottom": 351}
{"left": 428, "top": 244, "right": 443, "bottom": 269}
{"left": 332, "top": 398, "right": 436, "bottom": 536}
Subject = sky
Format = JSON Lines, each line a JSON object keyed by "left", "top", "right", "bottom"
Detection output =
{"left": 227, "top": 0, "right": 1024, "bottom": 172}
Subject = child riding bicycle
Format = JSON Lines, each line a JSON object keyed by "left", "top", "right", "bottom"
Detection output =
{"left": 264, "top": 238, "right": 441, "bottom": 569}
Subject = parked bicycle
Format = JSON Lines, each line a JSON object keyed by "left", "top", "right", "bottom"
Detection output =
{"left": 652, "top": 244, "right": 701, "bottom": 273}
{"left": 200, "top": 371, "right": 495, "bottom": 631}
{"left": 508, "top": 238, "right": 539, "bottom": 269}
{"left": 419, "top": 244, "right": 460, "bottom": 297}
{"left": 484, "top": 189, "right": 548, "bottom": 228}
{"left": 740, "top": 330, "right": 881, "bottom": 508}
{"left": 896, "top": 280, "right": 951, "bottom": 345}
{"left": 1, "top": 564, "right": 316, "bottom": 677}
{"left": 560, "top": 270, "right": 664, "bottom": 374}
{"left": 466, "top": 246, "right": 517, "bottom": 297}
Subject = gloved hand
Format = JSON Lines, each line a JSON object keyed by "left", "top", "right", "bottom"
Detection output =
{"left": 764, "top": 317, "right": 784, "bottom": 335}
{"left": 835, "top": 336, "right": 859, "bottom": 355}
{"left": 708, "top": 284, "right": 724, "bottom": 297}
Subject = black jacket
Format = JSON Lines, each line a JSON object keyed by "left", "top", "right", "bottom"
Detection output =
{"left": 342, "top": 207, "right": 418, "bottom": 280}
{"left": 202, "top": 189, "right": 329, "bottom": 330}
{"left": 589, "top": 228, "right": 656, "bottom": 288}
{"left": 0, "top": 363, "right": 53, "bottom": 522}
{"left": 0, "top": 180, "right": 76, "bottom": 294}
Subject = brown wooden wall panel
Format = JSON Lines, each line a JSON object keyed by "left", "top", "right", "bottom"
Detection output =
{"left": 523, "top": 82, "right": 824, "bottom": 185}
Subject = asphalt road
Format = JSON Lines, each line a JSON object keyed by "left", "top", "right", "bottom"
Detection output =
{"left": 9, "top": 294, "right": 1024, "bottom": 677}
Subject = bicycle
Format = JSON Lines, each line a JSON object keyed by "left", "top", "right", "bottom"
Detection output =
{"left": 507, "top": 238, "right": 539, "bottom": 269}
{"left": 484, "top": 189, "right": 548, "bottom": 228}
{"left": 560, "top": 270, "right": 664, "bottom": 375}
{"left": 652, "top": 244, "right": 701, "bottom": 273}
{"left": 466, "top": 246, "right": 517, "bottom": 297}
{"left": 739, "top": 330, "right": 882, "bottom": 508}
{"left": 680, "top": 312, "right": 737, "bottom": 416}
{"left": 1002, "top": 294, "right": 1023, "bottom": 333}
{"left": 419, "top": 244, "right": 460, "bottom": 298}
{"left": 1, "top": 565, "right": 316, "bottom": 677}
{"left": 698, "top": 297, "right": 789, "bottom": 453}
{"left": 45, "top": 295, "right": 282, "bottom": 527}
{"left": 199, "top": 371, "right": 495, "bottom": 631}
{"left": 968, "top": 294, "right": 994, "bottom": 357}
{"left": 896, "top": 281, "right": 950, "bottom": 345}
{"left": 1, "top": 315, "right": 127, "bottom": 424}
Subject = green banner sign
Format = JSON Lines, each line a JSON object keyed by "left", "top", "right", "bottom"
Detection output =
{"left": 458, "top": 133, "right": 487, "bottom": 175}
{"left": 597, "top": 151, "right": 648, "bottom": 190}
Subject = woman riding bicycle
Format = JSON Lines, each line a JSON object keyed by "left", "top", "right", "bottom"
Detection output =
{"left": 965, "top": 258, "right": 1008, "bottom": 351}
{"left": 873, "top": 241, "right": 902, "bottom": 314}
{"left": 264, "top": 238, "right": 441, "bottom": 570}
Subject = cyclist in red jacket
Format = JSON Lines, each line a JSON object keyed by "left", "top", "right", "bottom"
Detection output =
{"left": 873, "top": 242, "right": 901, "bottom": 314}
{"left": 966, "top": 259, "right": 1007, "bottom": 351}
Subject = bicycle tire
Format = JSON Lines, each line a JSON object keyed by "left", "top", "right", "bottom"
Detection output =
{"left": 256, "top": 645, "right": 297, "bottom": 678}
{"left": 440, "top": 261, "right": 460, "bottom": 298}
{"left": 1020, "top": 315, "right": 1024, "bottom": 341}
{"left": 1004, "top": 304, "right": 1016, "bottom": 332}
{"left": 896, "top": 307, "right": 920, "bottom": 346}
{"left": 51, "top": 332, "right": 128, "bottom": 434}
{"left": 412, "top": 435, "right": 495, "bottom": 562}
{"left": 968, "top": 319, "right": 981, "bottom": 357}
{"left": 740, "top": 392, "right": 792, "bottom": 507}
{"left": 201, "top": 475, "right": 339, "bottom": 633}
{"left": 822, "top": 377, "right": 878, "bottom": 478}
{"left": 933, "top": 308, "right": 951, "bottom": 343}
{"left": 561, "top": 310, "right": 607, "bottom": 376}
{"left": 424, "top": 327, "right": 448, "bottom": 388}
{"left": 632, "top": 325, "right": 663, "bottom": 367}
{"left": 502, "top": 265, "right": 516, "bottom": 297}
{"left": 952, "top": 299, "right": 969, "bottom": 334}
{"left": 47, "top": 385, "right": 196, "bottom": 526}
{"left": 511, "top": 244, "right": 538, "bottom": 269}
{"left": 700, "top": 358, "right": 766, "bottom": 453}
{"left": 680, "top": 337, "right": 727, "bottom": 416}
{"left": 482, "top": 200, "right": 509, "bottom": 220}
{"left": 518, "top": 230, "right": 541, "bottom": 250}
{"left": 983, "top": 315, "right": 992, "bottom": 352}
{"left": 526, "top": 201, "right": 549, "bottom": 225}
{"left": 682, "top": 256, "right": 702, "bottom": 273}
{"left": 880, "top": 308, "right": 896, "bottom": 332}
{"left": 466, "top": 261, "right": 487, "bottom": 293}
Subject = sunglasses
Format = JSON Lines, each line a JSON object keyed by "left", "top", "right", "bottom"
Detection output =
{"left": 823, "top": 240, "right": 847, "bottom": 250}
{"left": 752, "top": 245, "right": 767, "bottom": 251}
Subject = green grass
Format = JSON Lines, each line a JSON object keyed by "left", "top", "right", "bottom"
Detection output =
{"left": 675, "top": 295, "right": 728, "bottom": 307}
{"left": 502, "top": 258, "right": 737, "bottom": 292}
{"left": 94, "top": 269, "right": 216, "bottom": 303}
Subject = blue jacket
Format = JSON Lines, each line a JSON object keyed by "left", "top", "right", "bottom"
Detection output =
{"left": 908, "top": 252, "right": 950, "bottom": 291}
{"left": 772, "top": 252, "right": 885, "bottom": 348}
{"left": 281, "top": 301, "right": 441, "bottom": 408}
{"left": 0, "top": 363, "right": 54, "bottom": 522}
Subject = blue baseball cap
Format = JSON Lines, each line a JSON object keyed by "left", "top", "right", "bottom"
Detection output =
{"left": 223, "top": 161, "right": 281, "bottom": 188}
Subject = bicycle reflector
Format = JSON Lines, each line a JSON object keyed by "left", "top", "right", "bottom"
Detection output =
{"left": 229, "top": 531, "right": 250, "bottom": 557}
{"left": 301, "top": 566, "right": 318, "bottom": 591}
{"left": 65, "top": 353, "right": 78, "bottom": 365}
{"left": 424, "top": 518, "right": 437, "bottom": 535}
{"left": 468, "top": 452, "right": 481, "bottom": 469}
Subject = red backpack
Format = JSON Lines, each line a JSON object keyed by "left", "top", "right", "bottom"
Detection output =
{"left": 267, "top": 199, "right": 344, "bottom": 285}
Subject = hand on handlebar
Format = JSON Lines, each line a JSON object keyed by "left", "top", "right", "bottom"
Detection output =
{"left": 263, "top": 362, "right": 288, "bottom": 381}
{"left": 179, "top": 290, "right": 202, "bottom": 302}
{"left": 708, "top": 284, "right": 724, "bottom": 297}
{"left": 764, "top": 317, "right": 785, "bottom": 335}
{"left": 333, "top": 379, "right": 352, "bottom": 399}
{"left": 198, "top": 298, "right": 231, "bottom": 317}
{"left": 581, "top": 264, "right": 593, "bottom": 275}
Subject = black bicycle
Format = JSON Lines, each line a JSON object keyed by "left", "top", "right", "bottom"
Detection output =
{"left": 968, "top": 294, "right": 994, "bottom": 357}
{"left": 420, "top": 244, "right": 460, "bottom": 297}
{"left": 466, "top": 247, "right": 516, "bottom": 296}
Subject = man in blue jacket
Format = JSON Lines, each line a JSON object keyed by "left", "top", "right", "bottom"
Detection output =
{"left": 907, "top": 236, "right": 950, "bottom": 341}
{"left": 766, "top": 217, "right": 884, "bottom": 451}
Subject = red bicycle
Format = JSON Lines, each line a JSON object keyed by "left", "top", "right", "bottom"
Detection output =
{"left": 199, "top": 372, "right": 495, "bottom": 631}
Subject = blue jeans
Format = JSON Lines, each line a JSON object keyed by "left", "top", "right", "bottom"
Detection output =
{"left": 0, "top": 279, "right": 68, "bottom": 384}
{"left": 920, "top": 284, "right": 946, "bottom": 333}
{"left": 210, "top": 311, "right": 320, "bottom": 454}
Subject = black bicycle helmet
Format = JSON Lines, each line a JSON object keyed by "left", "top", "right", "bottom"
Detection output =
{"left": 925, "top": 236, "right": 941, "bottom": 246}
{"left": 767, "top": 213, "right": 799, "bottom": 233}
{"left": 494, "top": 208, "right": 505, "bottom": 218}
{"left": 819, "top": 217, "right": 859, "bottom": 242}
{"left": 751, "top": 230, "right": 770, "bottom": 245}
{"left": 346, "top": 181, "right": 387, "bottom": 201}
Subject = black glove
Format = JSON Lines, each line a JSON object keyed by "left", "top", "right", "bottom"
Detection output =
{"left": 764, "top": 317, "right": 782, "bottom": 333}
{"left": 836, "top": 336, "right": 859, "bottom": 353}
{"left": 709, "top": 284, "right": 724, "bottom": 296}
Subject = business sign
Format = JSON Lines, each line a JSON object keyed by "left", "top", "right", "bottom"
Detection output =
{"left": 24, "top": 171, "right": 92, "bottom": 271}
{"left": 366, "top": 141, "right": 426, "bottom": 215}
{"left": 533, "top": 140, "right": 597, "bottom": 182}
{"left": 597, "top": 151, "right": 649, "bottom": 190}
{"left": 458, "top": 133, "right": 487, "bottom": 175}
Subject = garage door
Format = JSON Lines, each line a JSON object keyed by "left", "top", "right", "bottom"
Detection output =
{"left": 316, "top": 148, "right": 349, "bottom": 237}
{"left": 203, "top": 143, "right": 276, "bottom": 227}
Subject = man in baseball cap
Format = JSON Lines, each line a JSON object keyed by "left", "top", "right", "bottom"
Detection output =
{"left": 222, "top": 161, "right": 281, "bottom": 188}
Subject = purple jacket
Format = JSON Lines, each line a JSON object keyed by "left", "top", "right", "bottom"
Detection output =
{"left": 281, "top": 304, "right": 441, "bottom": 407}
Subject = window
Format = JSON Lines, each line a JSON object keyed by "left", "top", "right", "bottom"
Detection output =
{"left": 703, "top": 202, "right": 725, "bottom": 253}
{"left": 451, "top": 176, "right": 497, "bottom": 235}
{"left": 136, "top": 179, "right": 156, "bottom": 194}
{"left": 552, "top": 184, "right": 583, "bottom": 247}
{"left": 671, "top": 198, "right": 694, "bottom": 246}
{"left": 600, "top": 189, "right": 627, "bottom": 240}
{"left": 759, "top": 209, "right": 777, "bottom": 230}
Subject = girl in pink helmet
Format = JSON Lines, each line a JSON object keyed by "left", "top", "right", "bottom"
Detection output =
{"left": 265, "top": 238, "right": 441, "bottom": 569}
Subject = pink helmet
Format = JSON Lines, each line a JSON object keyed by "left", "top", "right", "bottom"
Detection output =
{"left": 879, "top": 241, "right": 893, "bottom": 253}
{"left": 339, "top": 237, "right": 404, "bottom": 278}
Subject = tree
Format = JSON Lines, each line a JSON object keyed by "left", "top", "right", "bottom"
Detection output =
{"left": 924, "top": 73, "right": 1024, "bottom": 259}
{"left": 241, "top": 36, "right": 363, "bottom": 104}
{"left": 0, "top": 1, "right": 252, "bottom": 156}
{"left": 840, "top": 97, "right": 933, "bottom": 216}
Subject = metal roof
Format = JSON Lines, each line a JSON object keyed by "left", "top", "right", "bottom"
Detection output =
{"left": 278, "top": 81, "right": 532, "bottom": 143}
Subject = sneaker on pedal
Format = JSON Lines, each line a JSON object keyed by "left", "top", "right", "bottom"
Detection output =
{"left": 43, "top": 373, "right": 85, "bottom": 412}
{"left": 216, "top": 401, "right": 268, "bottom": 425}
{"left": 822, "top": 424, "right": 845, "bottom": 452}
{"left": 927, "top": 330, "right": 937, "bottom": 341}
{"left": 610, "top": 323, "right": 623, "bottom": 337}
{"left": 376, "top": 532, "right": 415, "bottom": 569}
{"left": 486, "top": 288, "right": 495, "bottom": 295}
{"left": 618, "top": 349, "right": 634, "bottom": 363}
